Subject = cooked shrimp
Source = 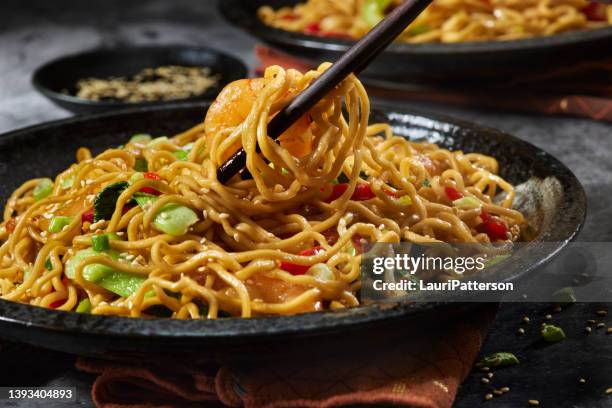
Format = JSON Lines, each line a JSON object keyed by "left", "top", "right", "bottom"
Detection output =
{"left": 204, "top": 78, "right": 313, "bottom": 162}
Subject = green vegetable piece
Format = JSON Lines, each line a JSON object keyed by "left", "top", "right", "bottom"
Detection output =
{"left": 93, "top": 181, "right": 129, "bottom": 222}
{"left": 92, "top": 234, "right": 110, "bottom": 252}
{"left": 134, "top": 158, "right": 148, "bottom": 172}
{"left": 33, "top": 178, "right": 54, "bottom": 201}
{"left": 172, "top": 150, "right": 189, "bottom": 161}
{"left": 129, "top": 172, "right": 145, "bottom": 184}
{"left": 551, "top": 287, "right": 576, "bottom": 304}
{"left": 48, "top": 216, "right": 73, "bottom": 233}
{"left": 422, "top": 179, "right": 431, "bottom": 187}
{"left": 76, "top": 298, "right": 91, "bottom": 313}
{"left": 452, "top": 196, "right": 481, "bottom": 209}
{"left": 397, "top": 195, "right": 413, "bottom": 206}
{"left": 407, "top": 23, "right": 430, "bottom": 36}
{"left": 484, "top": 253, "right": 512, "bottom": 268}
{"left": 541, "top": 324, "right": 566, "bottom": 343}
{"left": 44, "top": 258, "right": 52, "bottom": 270}
{"left": 97, "top": 271, "right": 146, "bottom": 298}
{"left": 130, "top": 134, "right": 152, "bottom": 144}
{"left": 60, "top": 175, "right": 75, "bottom": 190}
{"left": 153, "top": 204, "right": 198, "bottom": 236}
{"left": 133, "top": 192, "right": 157, "bottom": 209}
{"left": 361, "top": 0, "right": 392, "bottom": 27}
{"left": 147, "top": 136, "right": 168, "bottom": 147}
{"left": 65, "top": 248, "right": 120, "bottom": 279}
{"left": 480, "top": 352, "right": 520, "bottom": 368}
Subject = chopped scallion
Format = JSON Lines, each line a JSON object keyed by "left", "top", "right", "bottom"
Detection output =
{"left": 33, "top": 178, "right": 54, "bottom": 201}
{"left": 48, "top": 216, "right": 73, "bottom": 233}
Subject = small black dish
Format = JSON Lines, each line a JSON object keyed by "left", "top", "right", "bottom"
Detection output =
{"left": 0, "top": 103, "right": 586, "bottom": 357}
{"left": 32, "top": 45, "right": 248, "bottom": 115}
{"left": 219, "top": 0, "right": 612, "bottom": 81}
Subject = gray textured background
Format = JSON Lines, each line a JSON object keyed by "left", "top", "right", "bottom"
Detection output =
{"left": 0, "top": 0, "right": 611, "bottom": 407}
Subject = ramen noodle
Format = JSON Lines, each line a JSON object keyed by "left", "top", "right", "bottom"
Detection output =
{"left": 0, "top": 64, "right": 524, "bottom": 318}
{"left": 258, "top": 0, "right": 612, "bottom": 43}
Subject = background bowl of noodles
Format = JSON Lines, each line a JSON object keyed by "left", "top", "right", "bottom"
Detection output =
{"left": 219, "top": 0, "right": 612, "bottom": 81}
{"left": 0, "top": 103, "right": 585, "bottom": 357}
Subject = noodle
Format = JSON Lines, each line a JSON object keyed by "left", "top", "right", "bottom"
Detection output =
{"left": 258, "top": 0, "right": 612, "bottom": 43}
{"left": 0, "top": 64, "right": 524, "bottom": 318}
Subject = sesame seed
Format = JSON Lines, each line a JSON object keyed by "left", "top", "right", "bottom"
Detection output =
{"left": 202, "top": 210, "right": 208, "bottom": 218}
{"left": 605, "top": 388, "right": 612, "bottom": 395}
{"left": 124, "top": 254, "right": 135, "bottom": 261}
{"left": 116, "top": 231, "right": 124, "bottom": 236}
{"left": 481, "top": 378, "right": 490, "bottom": 384}
{"left": 597, "top": 323, "right": 605, "bottom": 329}
{"left": 493, "top": 389, "right": 503, "bottom": 396}
{"left": 484, "top": 393, "right": 493, "bottom": 401}
{"left": 487, "top": 372, "right": 494, "bottom": 379}
{"left": 545, "top": 314, "right": 552, "bottom": 320}
{"left": 585, "top": 327, "right": 592, "bottom": 334}
{"left": 587, "top": 319, "right": 596, "bottom": 325}
{"left": 160, "top": 212, "right": 169, "bottom": 219}
{"left": 197, "top": 266, "right": 205, "bottom": 272}
{"left": 201, "top": 188, "right": 210, "bottom": 193}
{"left": 219, "top": 213, "right": 229, "bottom": 219}
{"left": 517, "top": 328, "right": 525, "bottom": 335}
{"left": 579, "top": 378, "right": 586, "bottom": 384}
{"left": 522, "top": 316, "right": 530, "bottom": 324}
{"left": 480, "top": 366, "right": 490, "bottom": 372}
{"left": 553, "top": 305, "right": 562, "bottom": 313}
{"left": 501, "top": 387, "right": 510, "bottom": 393}
{"left": 596, "top": 310, "right": 608, "bottom": 317}
{"left": 607, "top": 328, "right": 612, "bottom": 334}
{"left": 528, "top": 400, "right": 540, "bottom": 406}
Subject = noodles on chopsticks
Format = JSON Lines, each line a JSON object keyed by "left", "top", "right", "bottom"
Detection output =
{"left": 0, "top": 64, "right": 524, "bottom": 318}
{"left": 258, "top": 0, "right": 612, "bottom": 43}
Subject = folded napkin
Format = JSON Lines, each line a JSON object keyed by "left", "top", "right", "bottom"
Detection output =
{"left": 77, "top": 305, "right": 496, "bottom": 408}
{"left": 255, "top": 45, "right": 612, "bottom": 122}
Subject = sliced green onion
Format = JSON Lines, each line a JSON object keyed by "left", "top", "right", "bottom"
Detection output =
{"left": 60, "top": 175, "right": 75, "bottom": 190}
{"left": 134, "top": 158, "right": 148, "bottom": 172}
{"left": 130, "top": 134, "right": 152, "bottom": 144}
{"left": 76, "top": 298, "right": 91, "bottom": 313}
{"left": 172, "top": 150, "right": 189, "bottom": 161}
{"left": 92, "top": 234, "right": 110, "bottom": 252}
{"left": 480, "top": 352, "right": 520, "bottom": 368}
{"left": 33, "top": 178, "right": 54, "bottom": 201}
{"left": 129, "top": 172, "right": 145, "bottom": 184}
{"left": 541, "top": 324, "right": 566, "bottom": 343}
{"left": 452, "top": 196, "right": 481, "bottom": 209}
{"left": 307, "top": 263, "right": 335, "bottom": 281}
{"left": 133, "top": 192, "right": 157, "bottom": 209}
{"left": 48, "top": 216, "right": 73, "bottom": 233}
{"left": 397, "top": 195, "right": 412, "bottom": 206}
{"left": 551, "top": 287, "right": 576, "bottom": 304}
{"left": 361, "top": 0, "right": 392, "bottom": 27}
{"left": 153, "top": 204, "right": 199, "bottom": 236}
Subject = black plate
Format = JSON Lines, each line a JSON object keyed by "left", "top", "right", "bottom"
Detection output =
{"left": 219, "top": 0, "right": 612, "bottom": 81}
{"left": 32, "top": 45, "right": 248, "bottom": 115}
{"left": 0, "top": 104, "right": 585, "bottom": 357}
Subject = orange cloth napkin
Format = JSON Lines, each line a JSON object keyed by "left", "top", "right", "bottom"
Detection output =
{"left": 255, "top": 45, "right": 612, "bottom": 122}
{"left": 77, "top": 305, "right": 496, "bottom": 408}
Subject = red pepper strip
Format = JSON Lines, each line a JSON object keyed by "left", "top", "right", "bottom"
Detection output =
{"left": 480, "top": 209, "right": 491, "bottom": 222}
{"left": 477, "top": 216, "right": 509, "bottom": 241}
{"left": 280, "top": 246, "right": 325, "bottom": 275}
{"left": 143, "top": 172, "right": 161, "bottom": 181}
{"left": 324, "top": 183, "right": 349, "bottom": 202}
{"left": 583, "top": 2, "right": 607, "bottom": 20}
{"left": 138, "top": 186, "right": 161, "bottom": 196}
{"left": 444, "top": 186, "right": 463, "bottom": 201}
{"left": 352, "top": 183, "right": 376, "bottom": 200}
{"left": 82, "top": 208, "right": 94, "bottom": 223}
{"left": 304, "top": 22, "right": 321, "bottom": 34}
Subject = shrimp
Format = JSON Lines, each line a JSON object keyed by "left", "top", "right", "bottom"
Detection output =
{"left": 204, "top": 78, "right": 313, "bottom": 162}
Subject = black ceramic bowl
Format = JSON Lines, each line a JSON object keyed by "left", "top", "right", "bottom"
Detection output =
{"left": 219, "top": 0, "right": 612, "bottom": 81}
{"left": 32, "top": 45, "right": 248, "bottom": 115}
{"left": 0, "top": 104, "right": 585, "bottom": 357}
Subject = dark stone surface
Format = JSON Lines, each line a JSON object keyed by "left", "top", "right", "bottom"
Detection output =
{"left": 0, "top": 1, "right": 610, "bottom": 407}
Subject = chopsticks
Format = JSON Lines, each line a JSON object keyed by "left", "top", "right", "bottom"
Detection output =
{"left": 216, "top": 0, "right": 433, "bottom": 183}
